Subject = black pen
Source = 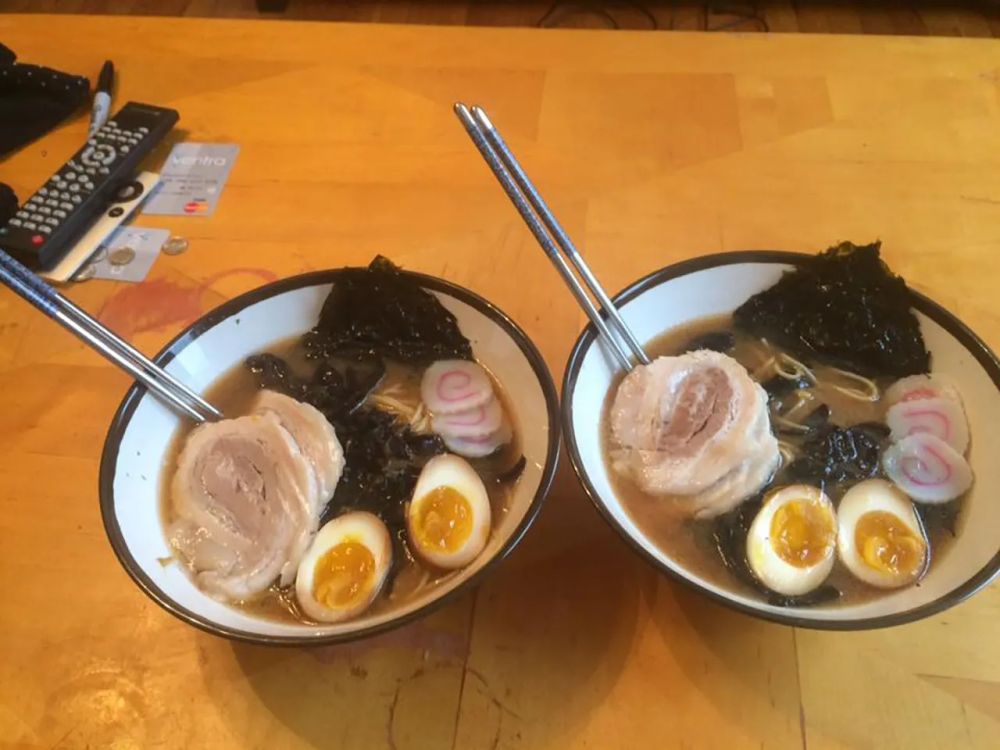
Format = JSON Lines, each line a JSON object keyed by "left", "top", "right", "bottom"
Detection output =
{"left": 87, "top": 60, "right": 115, "bottom": 137}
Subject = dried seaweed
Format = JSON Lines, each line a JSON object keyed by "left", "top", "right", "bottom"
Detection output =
{"left": 762, "top": 374, "right": 812, "bottom": 401}
{"left": 733, "top": 241, "right": 930, "bottom": 377}
{"left": 303, "top": 256, "right": 473, "bottom": 365}
{"left": 783, "top": 423, "right": 888, "bottom": 490}
{"left": 240, "top": 257, "right": 526, "bottom": 591}
{"left": 801, "top": 404, "right": 831, "bottom": 432}
{"left": 246, "top": 352, "right": 446, "bottom": 537}
{"left": 240, "top": 257, "right": 490, "bottom": 584}
{"left": 680, "top": 330, "right": 735, "bottom": 355}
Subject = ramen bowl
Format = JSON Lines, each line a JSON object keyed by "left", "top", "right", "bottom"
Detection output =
{"left": 562, "top": 251, "right": 1000, "bottom": 629}
{"left": 100, "top": 269, "right": 560, "bottom": 645}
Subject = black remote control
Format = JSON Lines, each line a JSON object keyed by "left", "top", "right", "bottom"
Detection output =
{"left": 0, "top": 101, "right": 179, "bottom": 270}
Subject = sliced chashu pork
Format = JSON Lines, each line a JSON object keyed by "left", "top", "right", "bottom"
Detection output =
{"left": 251, "top": 390, "right": 345, "bottom": 508}
{"left": 610, "top": 350, "right": 778, "bottom": 518}
{"left": 668, "top": 407, "right": 779, "bottom": 518}
{"left": 615, "top": 399, "right": 778, "bottom": 518}
{"left": 170, "top": 412, "right": 319, "bottom": 601}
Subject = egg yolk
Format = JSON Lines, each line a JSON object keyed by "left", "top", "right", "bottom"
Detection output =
{"left": 770, "top": 499, "right": 834, "bottom": 567}
{"left": 413, "top": 486, "right": 473, "bottom": 553}
{"left": 312, "top": 539, "right": 376, "bottom": 609}
{"left": 855, "top": 511, "right": 926, "bottom": 577}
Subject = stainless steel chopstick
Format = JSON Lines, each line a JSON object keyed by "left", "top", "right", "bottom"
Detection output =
{"left": 454, "top": 104, "right": 633, "bottom": 371}
{"left": 454, "top": 103, "right": 636, "bottom": 372}
{"left": 468, "top": 105, "right": 651, "bottom": 368}
{"left": 455, "top": 102, "right": 650, "bottom": 371}
{"left": 0, "top": 250, "right": 222, "bottom": 423}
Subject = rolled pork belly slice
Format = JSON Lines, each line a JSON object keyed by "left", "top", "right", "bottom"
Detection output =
{"left": 675, "top": 409, "right": 780, "bottom": 518}
{"left": 251, "top": 389, "right": 345, "bottom": 509}
{"left": 610, "top": 350, "right": 778, "bottom": 518}
{"left": 170, "top": 412, "right": 319, "bottom": 601}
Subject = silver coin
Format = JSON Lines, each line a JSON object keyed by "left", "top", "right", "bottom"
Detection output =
{"left": 109, "top": 247, "right": 136, "bottom": 266}
{"left": 162, "top": 236, "right": 189, "bottom": 256}
{"left": 74, "top": 263, "right": 97, "bottom": 281}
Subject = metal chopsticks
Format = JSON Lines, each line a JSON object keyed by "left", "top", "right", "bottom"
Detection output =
{"left": 0, "top": 250, "right": 223, "bottom": 423}
{"left": 454, "top": 102, "right": 650, "bottom": 372}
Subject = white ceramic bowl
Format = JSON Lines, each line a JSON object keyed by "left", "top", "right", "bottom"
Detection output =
{"left": 100, "top": 269, "right": 560, "bottom": 644}
{"left": 563, "top": 251, "right": 1000, "bottom": 629}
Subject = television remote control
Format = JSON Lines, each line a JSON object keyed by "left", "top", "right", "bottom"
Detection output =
{"left": 0, "top": 102, "right": 179, "bottom": 270}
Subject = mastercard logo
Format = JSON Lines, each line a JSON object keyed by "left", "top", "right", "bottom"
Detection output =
{"left": 183, "top": 199, "right": 208, "bottom": 214}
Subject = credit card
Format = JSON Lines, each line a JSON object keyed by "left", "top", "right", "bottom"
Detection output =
{"left": 142, "top": 143, "right": 239, "bottom": 217}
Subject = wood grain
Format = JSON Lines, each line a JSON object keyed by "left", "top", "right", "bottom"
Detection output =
{"left": 0, "top": 14, "right": 999, "bottom": 750}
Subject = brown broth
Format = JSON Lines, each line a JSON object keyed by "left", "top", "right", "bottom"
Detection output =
{"left": 601, "top": 314, "right": 963, "bottom": 608}
{"left": 161, "top": 336, "right": 519, "bottom": 623}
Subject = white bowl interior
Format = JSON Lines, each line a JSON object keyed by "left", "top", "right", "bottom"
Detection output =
{"left": 568, "top": 261, "right": 1000, "bottom": 624}
{"left": 107, "top": 281, "right": 553, "bottom": 639}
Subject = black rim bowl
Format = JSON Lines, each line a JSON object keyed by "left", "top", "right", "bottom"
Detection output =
{"left": 99, "top": 269, "right": 561, "bottom": 646}
{"left": 561, "top": 250, "right": 1000, "bottom": 630}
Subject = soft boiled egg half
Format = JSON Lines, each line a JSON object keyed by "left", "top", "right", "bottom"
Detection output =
{"left": 295, "top": 511, "right": 393, "bottom": 623}
{"left": 746, "top": 484, "right": 837, "bottom": 596}
{"left": 407, "top": 454, "right": 492, "bottom": 570}
{"left": 837, "top": 479, "right": 928, "bottom": 589}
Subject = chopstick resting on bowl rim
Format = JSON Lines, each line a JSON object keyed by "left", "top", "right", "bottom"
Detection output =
{"left": 0, "top": 250, "right": 223, "bottom": 423}
{"left": 453, "top": 102, "right": 650, "bottom": 373}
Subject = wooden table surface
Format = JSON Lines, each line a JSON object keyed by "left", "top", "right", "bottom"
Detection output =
{"left": 1, "top": 14, "right": 998, "bottom": 750}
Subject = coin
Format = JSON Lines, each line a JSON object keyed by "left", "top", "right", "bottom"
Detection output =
{"left": 162, "top": 236, "right": 189, "bottom": 256}
{"left": 74, "top": 263, "right": 96, "bottom": 281}
{"left": 109, "top": 246, "right": 136, "bottom": 266}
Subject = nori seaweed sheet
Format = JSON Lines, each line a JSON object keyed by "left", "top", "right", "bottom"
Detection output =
{"left": 303, "top": 255, "right": 473, "bottom": 364}
{"left": 733, "top": 241, "right": 931, "bottom": 377}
